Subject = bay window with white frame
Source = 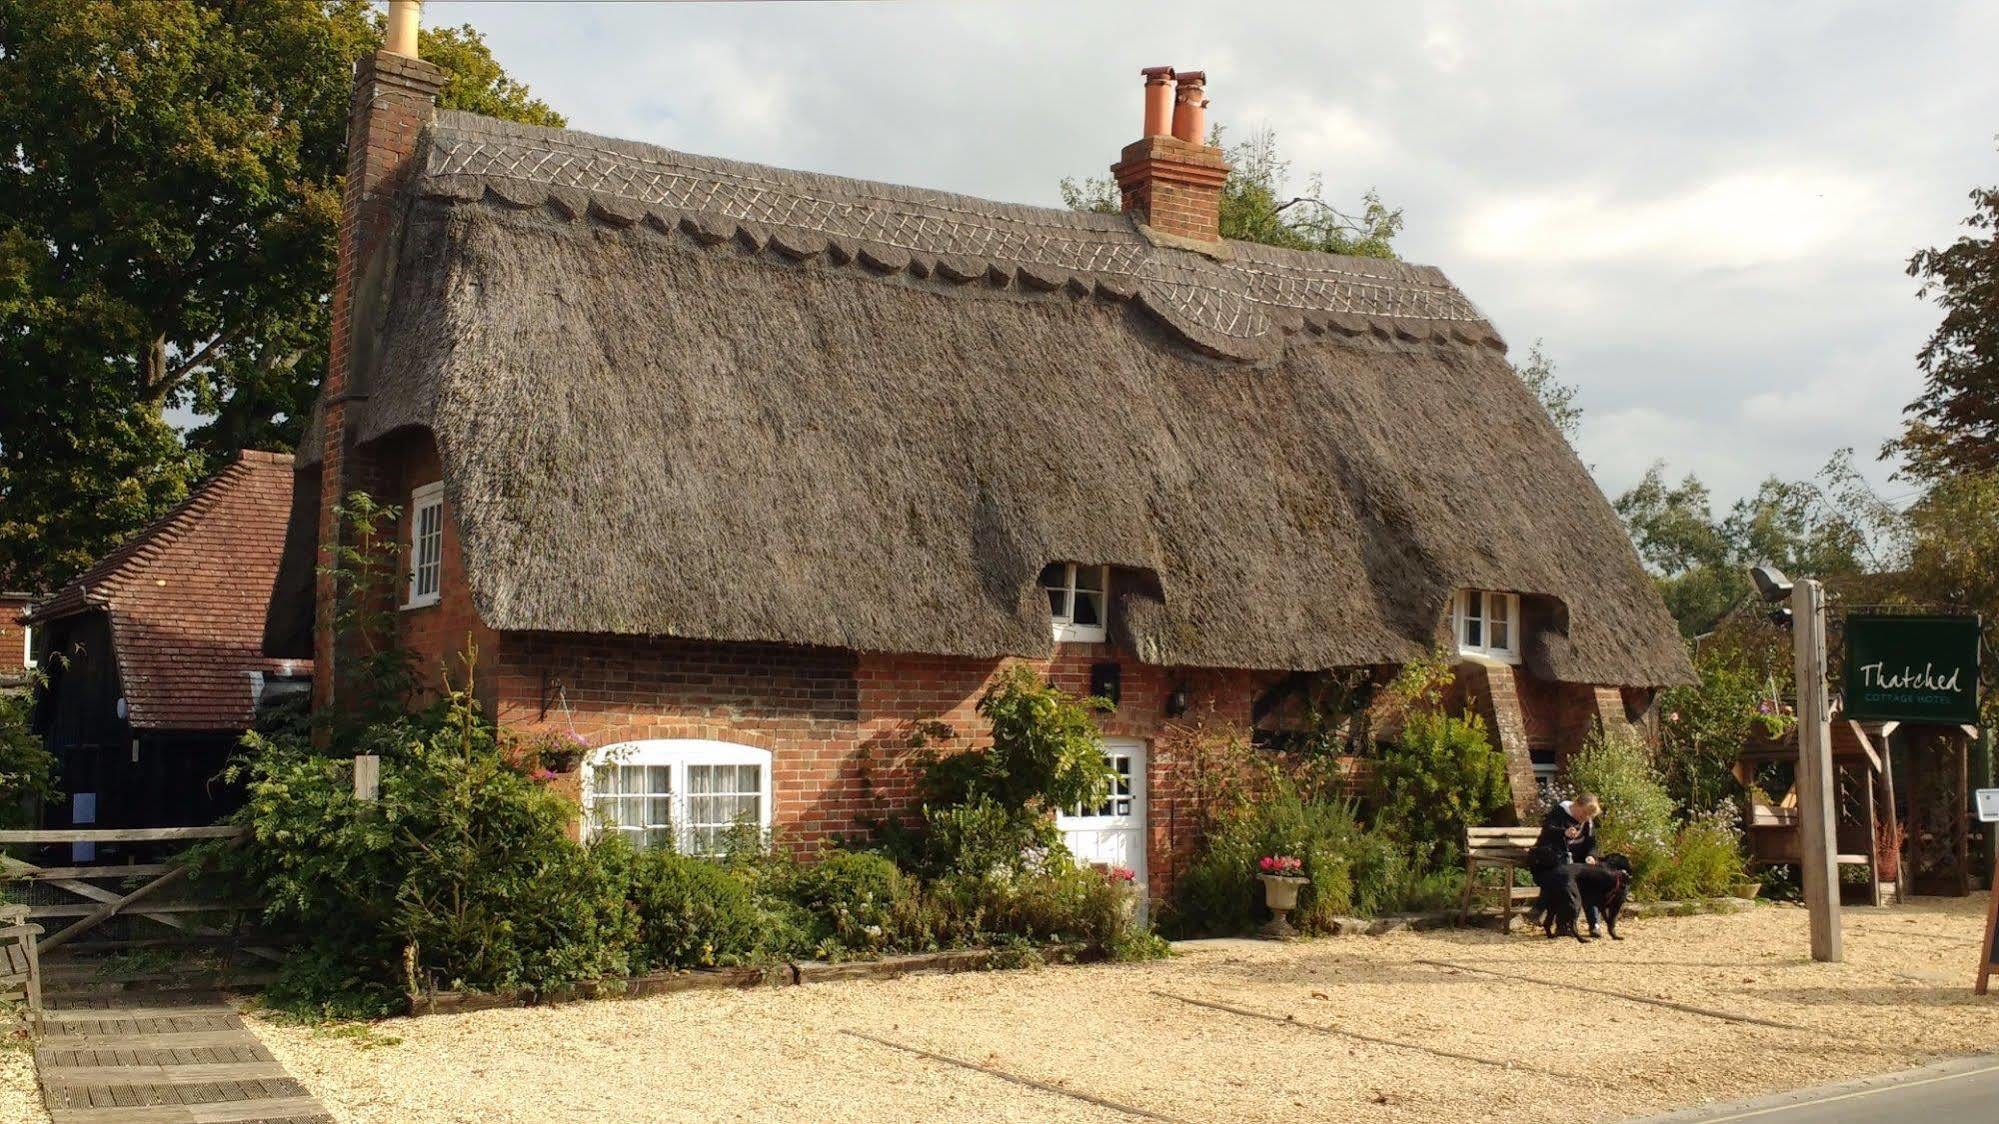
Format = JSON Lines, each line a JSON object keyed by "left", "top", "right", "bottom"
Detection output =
{"left": 1040, "top": 562, "right": 1108, "bottom": 642}
{"left": 1452, "top": 589, "right": 1521, "bottom": 663}
{"left": 404, "top": 481, "right": 444, "bottom": 609}
{"left": 583, "top": 740, "right": 773, "bottom": 855}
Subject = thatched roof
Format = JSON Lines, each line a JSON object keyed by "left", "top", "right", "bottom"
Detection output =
{"left": 286, "top": 112, "right": 1689, "bottom": 687}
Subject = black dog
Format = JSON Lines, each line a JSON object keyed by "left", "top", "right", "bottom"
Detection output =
{"left": 1540, "top": 854, "right": 1634, "bottom": 942}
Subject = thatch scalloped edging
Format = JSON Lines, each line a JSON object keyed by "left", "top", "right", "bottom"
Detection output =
{"left": 405, "top": 943, "right": 1102, "bottom": 1016}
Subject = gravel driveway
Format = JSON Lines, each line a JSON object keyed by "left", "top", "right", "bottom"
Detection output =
{"left": 13, "top": 897, "right": 1993, "bottom": 1123}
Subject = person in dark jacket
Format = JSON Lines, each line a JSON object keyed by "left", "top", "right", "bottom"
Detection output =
{"left": 1529, "top": 793, "right": 1602, "bottom": 937}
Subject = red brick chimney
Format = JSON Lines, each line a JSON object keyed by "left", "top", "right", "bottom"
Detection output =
{"left": 313, "top": 9, "right": 445, "bottom": 714}
{"left": 1111, "top": 67, "right": 1230, "bottom": 245}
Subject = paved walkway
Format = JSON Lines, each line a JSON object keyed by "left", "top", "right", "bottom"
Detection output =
{"left": 34, "top": 994, "right": 331, "bottom": 1124}
{"left": 1630, "top": 1054, "right": 1999, "bottom": 1123}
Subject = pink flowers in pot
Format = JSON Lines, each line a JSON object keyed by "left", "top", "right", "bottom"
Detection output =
{"left": 1106, "top": 866, "right": 1137, "bottom": 883}
{"left": 1257, "top": 855, "right": 1304, "bottom": 878}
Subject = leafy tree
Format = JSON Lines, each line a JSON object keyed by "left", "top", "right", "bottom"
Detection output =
{"left": 1898, "top": 471, "right": 1999, "bottom": 722}
{"left": 0, "top": 0, "right": 561, "bottom": 591}
{"left": 1061, "top": 126, "right": 1402, "bottom": 259}
{"left": 1615, "top": 450, "right": 1903, "bottom": 636}
{"left": 1890, "top": 146, "right": 1999, "bottom": 480}
{"left": 1513, "top": 339, "right": 1581, "bottom": 445}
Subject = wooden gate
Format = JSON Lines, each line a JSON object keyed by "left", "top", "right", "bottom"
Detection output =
{"left": 0, "top": 826, "right": 280, "bottom": 961}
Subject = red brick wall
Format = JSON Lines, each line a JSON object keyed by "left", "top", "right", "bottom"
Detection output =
{"left": 480, "top": 623, "right": 1263, "bottom": 902}
{"left": 0, "top": 594, "right": 32, "bottom": 680}
{"left": 383, "top": 433, "right": 499, "bottom": 707}
{"left": 314, "top": 51, "right": 445, "bottom": 718}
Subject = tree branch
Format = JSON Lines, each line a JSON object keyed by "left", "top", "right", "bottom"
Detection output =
{"left": 160, "top": 321, "right": 245, "bottom": 392}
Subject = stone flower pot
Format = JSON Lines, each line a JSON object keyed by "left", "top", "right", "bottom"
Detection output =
{"left": 1256, "top": 873, "right": 1309, "bottom": 939}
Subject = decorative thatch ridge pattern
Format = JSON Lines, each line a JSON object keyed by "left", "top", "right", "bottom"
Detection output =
{"left": 415, "top": 113, "right": 1497, "bottom": 362}
{"left": 284, "top": 111, "right": 1690, "bottom": 688}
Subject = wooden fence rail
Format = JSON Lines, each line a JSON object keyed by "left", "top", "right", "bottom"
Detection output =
{"left": 0, "top": 826, "right": 279, "bottom": 961}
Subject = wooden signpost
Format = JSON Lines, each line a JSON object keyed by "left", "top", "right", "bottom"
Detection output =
{"left": 1977, "top": 788, "right": 1999, "bottom": 995}
{"left": 1792, "top": 580, "right": 1842, "bottom": 963}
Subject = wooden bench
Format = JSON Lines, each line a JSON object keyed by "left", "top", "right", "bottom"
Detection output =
{"left": 1460, "top": 826, "right": 1543, "bottom": 932}
{"left": 0, "top": 903, "right": 43, "bottom": 1036}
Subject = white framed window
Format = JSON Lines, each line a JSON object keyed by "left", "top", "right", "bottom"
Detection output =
{"left": 404, "top": 481, "right": 444, "bottom": 609}
{"left": 22, "top": 623, "right": 34, "bottom": 669}
{"left": 1453, "top": 589, "right": 1520, "bottom": 663}
{"left": 582, "top": 740, "right": 773, "bottom": 855}
{"left": 1040, "top": 563, "right": 1108, "bottom": 643}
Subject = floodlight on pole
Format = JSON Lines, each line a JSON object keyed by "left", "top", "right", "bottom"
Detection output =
{"left": 1751, "top": 564, "right": 1794, "bottom": 604}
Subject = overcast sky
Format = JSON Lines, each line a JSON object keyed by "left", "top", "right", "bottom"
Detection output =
{"left": 427, "top": 0, "right": 1997, "bottom": 509}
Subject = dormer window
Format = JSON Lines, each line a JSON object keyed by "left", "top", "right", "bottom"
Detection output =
{"left": 1041, "top": 563, "right": 1108, "bottom": 643}
{"left": 1454, "top": 589, "right": 1520, "bottom": 663}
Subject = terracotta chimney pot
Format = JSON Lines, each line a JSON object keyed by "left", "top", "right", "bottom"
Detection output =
{"left": 385, "top": 0, "right": 422, "bottom": 58}
{"left": 1111, "top": 67, "right": 1230, "bottom": 245}
{"left": 1141, "top": 66, "right": 1176, "bottom": 138}
{"left": 1171, "top": 71, "right": 1209, "bottom": 144}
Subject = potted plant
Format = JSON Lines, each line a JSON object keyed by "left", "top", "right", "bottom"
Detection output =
{"left": 1256, "top": 854, "right": 1309, "bottom": 938}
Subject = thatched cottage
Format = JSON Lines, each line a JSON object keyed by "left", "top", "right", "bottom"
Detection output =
{"left": 272, "top": 24, "right": 1689, "bottom": 900}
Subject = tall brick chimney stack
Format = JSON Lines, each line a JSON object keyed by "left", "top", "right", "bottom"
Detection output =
{"left": 1112, "top": 67, "right": 1230, "bottom": 245}
{"left": 313, "top": 3, "right": 444, "bottom": 714}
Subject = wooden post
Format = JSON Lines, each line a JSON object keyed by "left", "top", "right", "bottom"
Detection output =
{"left": 1792, "top": 579, "right": 1843, "bottom": 962}
{"left": 1881, "top": 739, "right": 1904, "bottom": 904}
{"left": 1979, "top": 847, "right": 1999, "bottom": 995}
{"left": 353, "top": 755, "right": 380, "bottom": 802}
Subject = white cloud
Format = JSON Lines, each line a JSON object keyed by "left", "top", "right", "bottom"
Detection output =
{"left": 1459, "top": 171, "right": 1878, "bottom": 268}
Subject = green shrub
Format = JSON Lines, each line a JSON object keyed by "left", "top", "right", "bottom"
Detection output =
{"left": 908, "top": 797, "right": 1055, "bottom": 881}
{"left": 0, "top": 688, "right": 56, "bottom": 829}
{"left": 208, "top": 685, "right": 635, "bottom": 1017}
{"left": 791, "top": 851, "right": 932, "bottom": 956}
{"left": 598, "top": 840, "right": 773, "bottom": 970}
{"left": 970, "top": 862, "right": 1137, "bottom": 948}
{"left": 1652, "top": 811, "right": 1747, "bottom": 901}
{"left": 1562, "top": 726, "right": 1746, "bottom": 902}
{"left": 1376, "top": 709, "right": 1511, "bottom": 871}
{"left": 1171, "top": 783, "right": 1425, "bottom": 935}
{"left": 923, "top": 666, "right": 1111, "bottom": 816}
{"left": 1561, "top": 725, "right": 1676, "bottom": 889}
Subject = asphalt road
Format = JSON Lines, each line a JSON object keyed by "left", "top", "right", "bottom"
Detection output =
{"left": 1632, "top": 1056, "right": 1999, "bottom": 1123}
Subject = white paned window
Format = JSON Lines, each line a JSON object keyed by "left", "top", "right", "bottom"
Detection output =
{"left": 404, "top": 482, "right": 444, "bottom": 609}
{"left": 1070, "top": 749, "right": 1134, "bottom": 819}
{"left": 21, "top": 623, "right": 33, "bottom": 669}
{"left": 583, "top": 741, "right": 773, "bottom": 855}
{"left": 1453, "top": 589, "right": 1521, "bottom": 663}
{"left": 1039, "top": 563, "right": 1109, "bottom": 643}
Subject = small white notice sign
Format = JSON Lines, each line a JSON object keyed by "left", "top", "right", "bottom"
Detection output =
{"left": 1977, "top": 788, "right": 1999, "bottom": 824}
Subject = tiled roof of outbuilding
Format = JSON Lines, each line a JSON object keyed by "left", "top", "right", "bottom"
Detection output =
{"left": 28, "top": 451, "right": 307, "bottom": 730}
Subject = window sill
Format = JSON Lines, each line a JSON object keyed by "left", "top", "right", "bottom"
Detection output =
{"left": 1455, "top": 648, "right": 1522, "bottom": 668}
{"left": 400, "top": 596, "right": 441, "bottom": 612}
{"left": 1051, "top": 624, "right": 1108, "bottom": 644}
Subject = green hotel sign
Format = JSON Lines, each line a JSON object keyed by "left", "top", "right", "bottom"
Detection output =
{"left": 1843, "top": 613, "right": 1981, "bottom": 725}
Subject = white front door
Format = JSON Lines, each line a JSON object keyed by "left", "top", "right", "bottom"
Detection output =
{"left": 1056, "top": 737, "right": 1148, "bottom": 894}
